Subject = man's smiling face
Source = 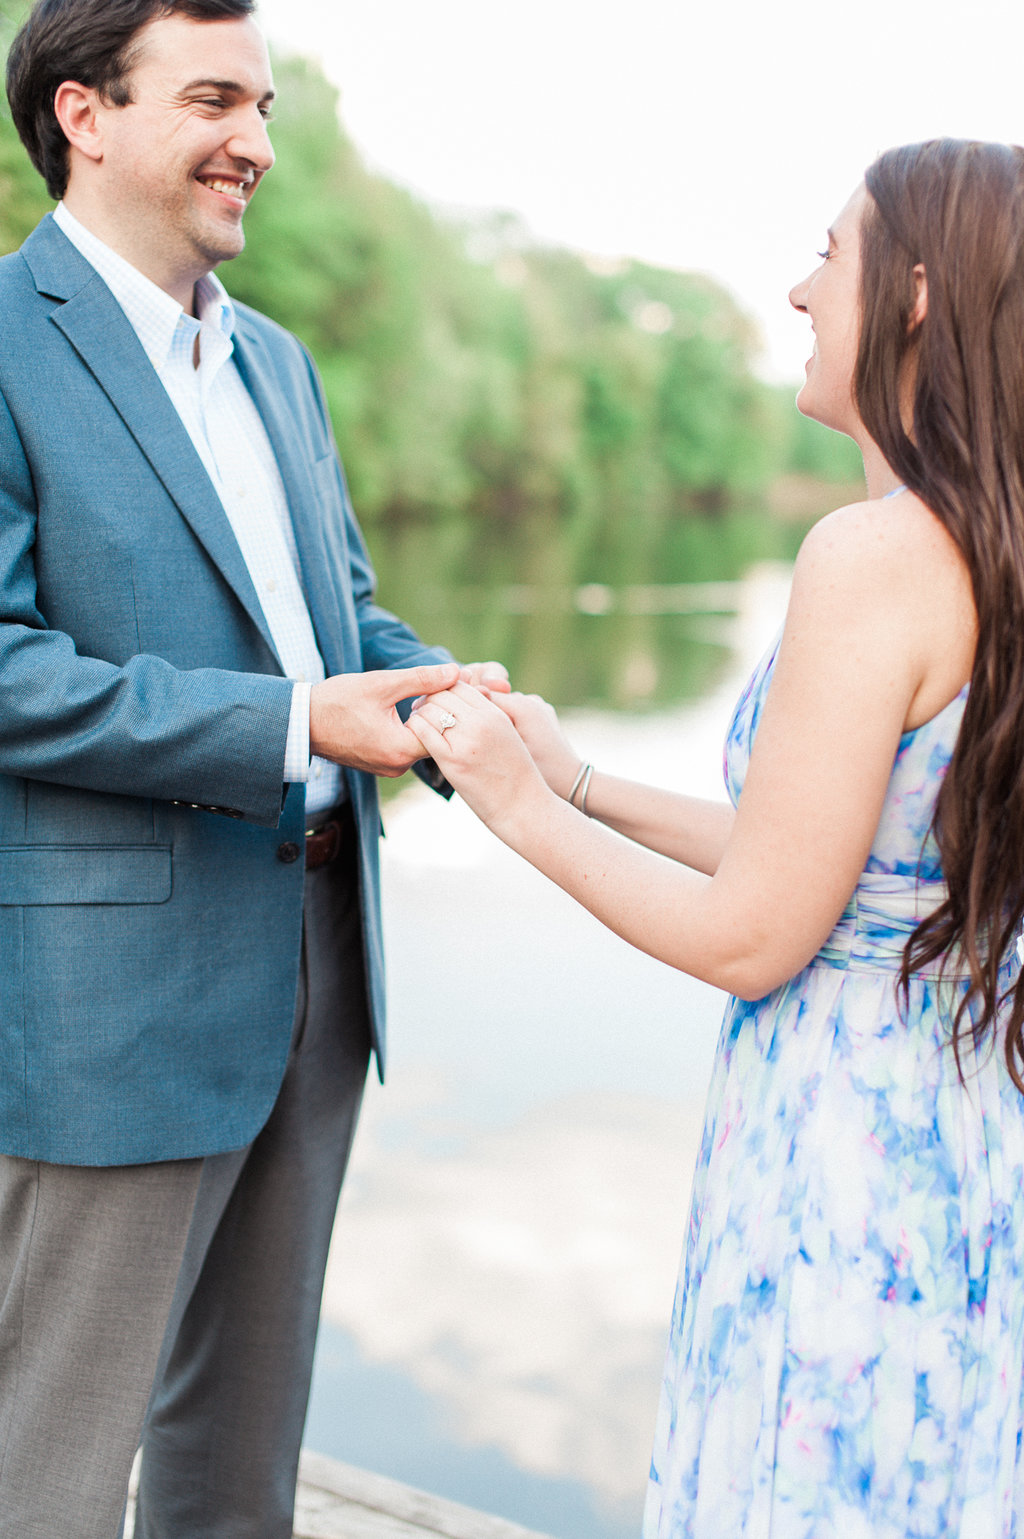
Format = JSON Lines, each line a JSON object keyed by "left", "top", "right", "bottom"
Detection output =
{"left": 85, "top": 12, "right": 275, "bottom": 306}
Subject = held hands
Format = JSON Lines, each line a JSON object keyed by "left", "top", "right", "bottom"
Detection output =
{"left": 308, "top": 661, "right": 508, "bottom": 780}
{"left": 493, "top": 692, "right": 582, "bottom": 800}
{"left": 459, "top": 660, "right": 511, "bottom": 693}
{"left": 309, "top": 663, "right": 460, "bottom": 776}
{"left": 307, "top": 653, "right": 569, "bottom": 805}
{"left": 407, "top": 682, "right": 551, "bottom": 835}
{"left": 407, "top": 682, "right": 585, "bottom": 839}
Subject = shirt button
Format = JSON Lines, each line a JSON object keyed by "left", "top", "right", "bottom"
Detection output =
{"left": 276, "top": 841, "right": 301, "bottom": 864}
{"left": 265, "top": 578, "right": 276, "bottom": 593}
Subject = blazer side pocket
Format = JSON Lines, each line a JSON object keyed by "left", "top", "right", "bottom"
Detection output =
{"left": 0, "top": 846, "right": 172, "bottom": 905}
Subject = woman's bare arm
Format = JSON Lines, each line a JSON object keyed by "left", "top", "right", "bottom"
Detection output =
{"left": 410, "top": 494, "right": 975, "bottom": 999}
{"left": 490, "top": 693, "right": 735, "bottom": 873}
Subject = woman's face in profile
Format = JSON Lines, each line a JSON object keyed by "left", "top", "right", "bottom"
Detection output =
{"left": 789, "top": 183, "right": 867, "bottom": 439}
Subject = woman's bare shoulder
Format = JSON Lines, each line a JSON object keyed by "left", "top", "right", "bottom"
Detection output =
{"left": 798, "top": 489, "right": 963, "bottom": 577}
{"left": 790, "top": 489, "right": 975, "bottom": 725}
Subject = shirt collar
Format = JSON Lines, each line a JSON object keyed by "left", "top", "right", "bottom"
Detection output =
{"left": 53, "top": 202, "right": 236, "bottom": 374}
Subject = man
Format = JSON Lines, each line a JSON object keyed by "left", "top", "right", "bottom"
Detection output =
{"left": 0, "top": 3, "right": 505, "bottom": 1535}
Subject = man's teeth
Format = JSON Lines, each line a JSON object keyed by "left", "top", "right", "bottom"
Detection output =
{"left": 202, "top": 178, "right": 245, "bottom": 197}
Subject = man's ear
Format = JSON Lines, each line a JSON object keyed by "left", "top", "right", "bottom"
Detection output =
{"left": 53, "top": 80, "right": 106, "bottom": 166}
{"left": 909, "top": 262, "right": 928, "bottom": 332}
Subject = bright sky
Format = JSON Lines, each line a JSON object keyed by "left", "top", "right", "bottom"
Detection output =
{"left": 256, "top": 0, "right": 1024, "bottom": 382}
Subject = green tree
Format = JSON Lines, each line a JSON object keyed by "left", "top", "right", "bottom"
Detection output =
{"left": 0, "top": 0, "right": 53, "bottom": 252}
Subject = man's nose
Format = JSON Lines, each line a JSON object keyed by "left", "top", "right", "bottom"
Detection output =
{"left": 227, "top": 106, "right": 275, "bottom": 174}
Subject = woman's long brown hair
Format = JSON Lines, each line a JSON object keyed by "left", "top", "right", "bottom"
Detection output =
{"left": 855, "top": 140, "right": 1024, "bottom": 1088}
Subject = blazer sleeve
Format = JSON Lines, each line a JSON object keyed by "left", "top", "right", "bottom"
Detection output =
{"left": 0, "top": 385, "right": 295, "bottom": 827}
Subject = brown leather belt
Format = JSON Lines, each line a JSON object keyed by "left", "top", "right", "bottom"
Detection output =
{"left": 305, "top": 807, "right": 352, "bottom": 870}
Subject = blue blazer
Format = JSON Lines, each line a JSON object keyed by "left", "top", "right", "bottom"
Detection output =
{"left": 0, "top": 216, "right": 451, "bottom": 1166}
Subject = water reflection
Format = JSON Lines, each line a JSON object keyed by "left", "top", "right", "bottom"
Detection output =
{"left": 306, "top": 564, "right": 792, "bottom": 1536}
{"left": 368, "top": 509, "right": 805, "bottom": 709}
{"left": 306, "top": 1323, "right": 638, "bottom": 1538}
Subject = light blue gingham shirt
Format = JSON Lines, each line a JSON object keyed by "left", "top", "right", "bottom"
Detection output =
{"left": 53, "top": 202, "right": 343, "bottom": 817}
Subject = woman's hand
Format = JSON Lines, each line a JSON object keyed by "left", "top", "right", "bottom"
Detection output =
{"left": 408, "top": 682, "right": 555, "bottom": 838}
{"left": 488, "top": 691, "right": 583, "bottom": 801}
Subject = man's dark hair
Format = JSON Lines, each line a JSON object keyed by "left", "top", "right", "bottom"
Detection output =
{"left": 6, "top": 0, "right": 257, "bottom": 200}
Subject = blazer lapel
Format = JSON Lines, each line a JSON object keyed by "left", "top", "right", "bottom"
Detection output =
{"left": 231, "top": 317, "right": 349, "bottom": 673}
{"left": 25, "top": 220, "right": 282, "bottom": 666}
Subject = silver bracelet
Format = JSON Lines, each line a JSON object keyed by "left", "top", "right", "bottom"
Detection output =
{"left": 579, "top": 763, "right": 594, "bottom": 817}
{"left": 567, "top": 761, "right": 589, "bottom": 806}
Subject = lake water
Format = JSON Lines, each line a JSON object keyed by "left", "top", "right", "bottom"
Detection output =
{"left": 303, "top": 564, "right": 792, "bottom": 1537}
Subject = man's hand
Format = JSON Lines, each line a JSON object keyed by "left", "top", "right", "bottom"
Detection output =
{"left": 459, "top": 661, "right": 511, "bottom": 693}
{"left": 310, "top": 664, "right": 459, "bottom": 777}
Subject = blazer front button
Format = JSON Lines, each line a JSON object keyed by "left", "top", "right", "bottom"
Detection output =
{"left": 276, "top": 841, "right": 301, "bottom": 864}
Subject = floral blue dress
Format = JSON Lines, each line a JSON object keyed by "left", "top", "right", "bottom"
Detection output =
{"left": 643, "top": 636, "right": 1024, "bottom": 1539}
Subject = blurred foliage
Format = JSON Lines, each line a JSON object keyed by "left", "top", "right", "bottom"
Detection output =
{"left": 778, "top": 392, "right": 864, "bottom": 482}
{"left": 0, "top": 39, "right": 860, "bottom": 585}
{"left": 0, "top": 0, "right": 24, "bottom": 49}
{"left": 231, "top": 54, "right": 860, "bottom": 549}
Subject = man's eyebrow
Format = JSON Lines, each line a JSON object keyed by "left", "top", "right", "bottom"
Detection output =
{"left": 179, "top": 76, "right": 276, "bottom": 101}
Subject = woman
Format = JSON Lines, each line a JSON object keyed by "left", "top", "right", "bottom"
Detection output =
{"left": 409, "top": 140, "right": 1024, "bottom": 1535}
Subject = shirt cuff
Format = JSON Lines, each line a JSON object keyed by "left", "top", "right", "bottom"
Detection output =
{"left": 284, "top": 681, "right": 312, "bottom": 783}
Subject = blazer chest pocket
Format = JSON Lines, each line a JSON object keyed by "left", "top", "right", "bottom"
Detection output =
{"left": 0, "top": 846, "right": 172, "bottom": 905}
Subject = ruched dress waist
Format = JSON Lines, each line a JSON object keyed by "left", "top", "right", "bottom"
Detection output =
{"left": 816, "top": 873, "right": 960, "bottom": 976}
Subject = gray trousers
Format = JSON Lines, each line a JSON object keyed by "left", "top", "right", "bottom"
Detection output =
{"left": 0, "top": 843, "right": 371, "bottom": 1539}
